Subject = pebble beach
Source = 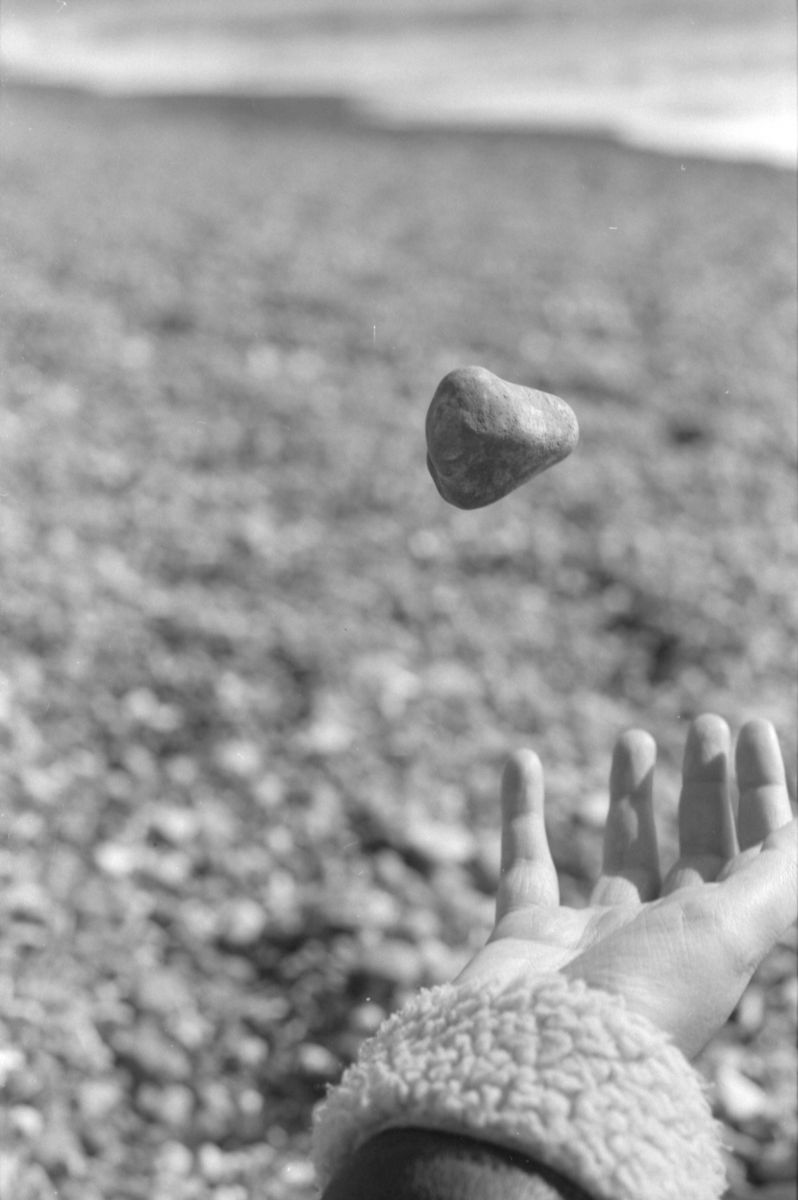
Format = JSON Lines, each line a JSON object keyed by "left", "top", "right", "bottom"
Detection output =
{"left": 0, "top": 4, "right": 796, "bottom": 1197}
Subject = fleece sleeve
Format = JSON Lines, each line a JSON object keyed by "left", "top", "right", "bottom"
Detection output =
{"left": 312, "top": 973, "right": 728, "bottom": 1200}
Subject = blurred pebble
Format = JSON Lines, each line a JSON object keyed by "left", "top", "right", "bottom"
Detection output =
{"left": 254, "top": 772, "right": 286, "bottom": 812}
{"left": 297, "top": 1043, "right": 340, "bottom": 1079}
{"left": 241, "top": 994, "right": 290, "bottom": 1031}
{"left": 199, "top": 1144, "right": 226, "bottom": 1183}
{"left": 264, "top": 869, "right": 303, "bottom": 931}
{"left": 401, "top": 906, "right": 444, "bottom": 943}
{"left": 246, "top": 341, "right": 282, "bottom": 379}
{"left": 751, "top": 1141, "right": 798, "bottom": 1184}
{"left": 239, "top": 1088, "right": 263, "bottom": 1116}
{"left": 354, "top": 939, "right": 422, "bottom": 988}
{"left": 139, "top": 1083, "right": 194, "bottom": 1131}
{"left": 734, "top": 986, "right": 766, "bottom": 1037}
{"left": 278, "top": 1159, "right": 316, "bottom": 1188}
{"left": 153, "top": 1141, "right": 193, "bottom": 1179}
{"left": 321, "top": 885, "right": 400, "bottom": 932}
{"left": 105, "top": 770, "right": 134, "bottom": 803}
{"left": 715, "top": 1062, "right": 770, "bottom": 1124}
{"left": 124, "top": 688, "right": 182, "bottom": 733}
{"left": 9, "top": 1105, "right": 44, "bottom": 1139}
{"left": 213, "top": 739, "right": 262, "bottom": 779}
{"left": 135, "top": 967, "right": 193, "bottom": 1015}
{"left": 434, "top": 864, "right": 494, "bottom": 927}
{"left": 94, "top": 841, "right": 140, "bottom": 878}
{"left": 576, "top": 790, "right": 608, "bottom": 829}
{"left": 196, "top": 1142, "right": 278, "bottom": 1187}
{"left": 0, "top": 1048, "right": 26, "bottom": 1085}
{"left": 179, "top": 898, "right": 219, "bottom": 944}
{"left": 122, "top": 745, "right": 158, "bottom": 782}
{"left": 19, "top": 766, "right": 61, "bottom": 806}
{"left": 350, "top": 1001, "right": 387, "bottom": 1036}
{"left": 165, "top": 755, "right": 198, "bottom": 787}
{"left": 372, "top": 848, "right": 411, "bottom": 890}
{"left": 400, "top": 818, "right": 476, "bottom": 869}
{"left": 121, "top": 334, "right": 153, "bottom": 370}
{"left": 5, "top": 882, "right": 51, "bottom": 923}
{"left": 146, "top": 807, "right": 200, "bottom": 847}
{"left": 189, "top": 798, "right": 240, "bottom": 853}
{"left": 38, "top": 1123, "right": 87, "bottom": 1178}
{"left": 779, "top": 973, "right": 798, "bottom": 1015}
{"left": 7, "top": 921, "right": 48, "bottom": 951}
{"left": 142, "top": 848, "right": 193, "bottom": 889}
{"left": 214, "top": 1187, "right": 247, "bottom": 1200}
{"left": 296, "top": 710, "right": 354, "bottom": 756}
{"left": 111, "top": 1025, "right": 192, "bottom": 1083}
{"left": 198, "top": 1081, "right": 237, "bottom": 1139}
{"left": 407, "top": 528, "right": 444, "bottom": 563}
{"left": 216, "top": 898, "right": 267, "bottom": 948}
{"left": 78, "top": 1079, "right": 124, "bottom": 1123}
{"left": 0, "top": 1158, "right": 53, "bottom": 1199}
{"left": 352, "top": 653, "right": 421, "bottom": 720}
{"left": 425, "top": 660, "right": 481, "bottom": 702}
{"left": 232, "top": 1036, "right": 267, "bottom": 1071}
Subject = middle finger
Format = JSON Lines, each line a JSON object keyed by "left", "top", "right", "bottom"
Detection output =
{"left": 592, "top": 728, "right": 660, "bottom": 905}
{"left": 663, "top": 713, "right": 737, "bottom": 892}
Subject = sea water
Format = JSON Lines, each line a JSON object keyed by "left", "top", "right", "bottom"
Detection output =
{"left": 2, "top": 0, "right": 795, "bottom": 168}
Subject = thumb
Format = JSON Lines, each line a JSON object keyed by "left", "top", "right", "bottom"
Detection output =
{"left": 715, "top": 818, "right": 797, "bottom": 969}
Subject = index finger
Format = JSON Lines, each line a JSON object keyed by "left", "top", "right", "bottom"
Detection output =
{"left": 496, "top": 749, "right": 559, "bottom": 917}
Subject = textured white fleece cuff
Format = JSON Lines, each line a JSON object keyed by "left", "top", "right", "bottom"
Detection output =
{"left": 313, "top": 974, "right": 726, "bottom": 1200}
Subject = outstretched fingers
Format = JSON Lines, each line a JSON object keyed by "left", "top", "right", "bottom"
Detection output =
{"left": 592, "top": 729, "right": 660, "bottom": 905}
{"left": 495, "top": 749, "right": 559, "bottom": 918}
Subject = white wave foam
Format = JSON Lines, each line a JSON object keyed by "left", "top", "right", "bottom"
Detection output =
{"left": 2, "top": 9, "right": 795, "bottom": 168}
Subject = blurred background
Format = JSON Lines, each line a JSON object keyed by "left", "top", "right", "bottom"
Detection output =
{"left": 0, "top": 2, "right": 796, "bottom": 1199}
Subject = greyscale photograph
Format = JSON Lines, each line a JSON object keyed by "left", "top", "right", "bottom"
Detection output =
{"left": 0, "top": 3, "right": 795, "bottom": 1198}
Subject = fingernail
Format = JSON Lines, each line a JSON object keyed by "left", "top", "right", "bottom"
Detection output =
{"left": 737, "top": 720, "right": 785, "bottom": 788}
{"left": 684, "top": 714, "right": 730, "bottom": 777}
{"left": 502, "top": 750, "right": 543, "bottom": 813}
{"left": 610, "top": 730, "right": 656, "bottom": 799}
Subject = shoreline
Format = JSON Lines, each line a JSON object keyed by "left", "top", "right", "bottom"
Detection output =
{"left": 2, "top": 78, "right": 794, "bottom": 175}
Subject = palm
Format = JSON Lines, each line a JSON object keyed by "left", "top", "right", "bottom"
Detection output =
{"left": 487, "top": 901, "right": 648, "bottom": 972}
{"left": 457, "top": 717, "right": 796, "bottom": 1059}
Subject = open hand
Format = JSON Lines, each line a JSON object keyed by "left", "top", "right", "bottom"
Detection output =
{"left": 457, "top": 714, "right": 797, "bottom": 1058}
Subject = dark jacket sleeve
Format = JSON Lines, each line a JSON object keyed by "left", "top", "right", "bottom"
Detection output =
{"left": 320, "top": 1127, "right": 596, "bottom": 1200}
